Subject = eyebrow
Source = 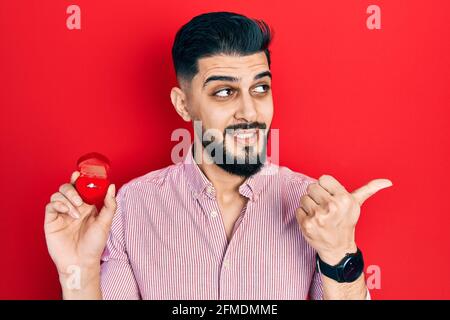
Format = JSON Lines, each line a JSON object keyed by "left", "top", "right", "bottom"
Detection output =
{"left": 203, "top": 70, "right": 272, "bottom": 87}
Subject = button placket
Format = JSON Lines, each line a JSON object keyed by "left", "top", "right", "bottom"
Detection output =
{"left": 219, "top": 251, "right": 234, "bottom": 299}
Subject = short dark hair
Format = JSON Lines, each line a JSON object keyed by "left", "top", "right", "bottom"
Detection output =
{"left": 171, "top": 12, "right": 272, "bottom": 82}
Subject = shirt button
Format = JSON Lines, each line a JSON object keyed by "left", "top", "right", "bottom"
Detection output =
{"left": 223, "top": 259, "right": 230, "bottom": 269}
{"left": 206, "top": 185, "right": 214, "bottom": 195}
{"left": 210, "top": 211, "right": 218, "bottom": 218}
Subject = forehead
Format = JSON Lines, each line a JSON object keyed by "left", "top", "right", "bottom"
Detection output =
{"left": 195, "top": 52, "right": 269, "bottom": 81}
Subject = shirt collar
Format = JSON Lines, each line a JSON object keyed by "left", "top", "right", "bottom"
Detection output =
{"left": 183, "top": 143, "right": 272, "bottom": 201}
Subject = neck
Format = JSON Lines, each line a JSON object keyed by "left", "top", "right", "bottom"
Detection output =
{"left": 193, "top": 141, "right": 245, "bottom": 196}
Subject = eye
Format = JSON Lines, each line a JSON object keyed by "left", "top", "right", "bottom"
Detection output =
{"left": 252, "top": 84, "right": 270, "bottom": 94}
{"left": 214, "top": 88, "right": 234, "bottom": 98}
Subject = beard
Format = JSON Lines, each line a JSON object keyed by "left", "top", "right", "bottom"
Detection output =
{"left": 199, "top": 122, "right": 268, "bottom": 178}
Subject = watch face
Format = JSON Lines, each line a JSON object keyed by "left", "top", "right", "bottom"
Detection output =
{"left": 342, "top": 254, "right": 364, "bottom": 282}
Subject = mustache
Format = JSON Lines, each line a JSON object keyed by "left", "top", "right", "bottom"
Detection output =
{"left": 224, "top": 122, "right": 267, "bottom": 132}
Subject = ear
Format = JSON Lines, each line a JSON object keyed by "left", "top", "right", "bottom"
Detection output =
{"left": 170, "top": 87, "right": 192, "bottom": 122}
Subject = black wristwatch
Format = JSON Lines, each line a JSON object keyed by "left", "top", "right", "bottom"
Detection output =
{"left": 316, "top": 248, "right": 364, "bottom": 283}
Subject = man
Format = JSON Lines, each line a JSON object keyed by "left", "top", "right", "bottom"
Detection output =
{"left": 44, "top": 12, "right": 392, "bottom": 299}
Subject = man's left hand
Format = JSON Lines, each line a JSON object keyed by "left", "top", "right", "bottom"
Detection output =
{"left": 296, "top": 175, "right": 392, "bottom": 265}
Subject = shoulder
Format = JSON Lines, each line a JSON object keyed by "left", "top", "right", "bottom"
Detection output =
{"left": 274, "top": 164, "right": 317, "bottom": 189}
{"left": 268, "top": 164, "right": 317, "bottom": 203}
{"left": 116, "top": 161, "right": 184, "bottom": 201}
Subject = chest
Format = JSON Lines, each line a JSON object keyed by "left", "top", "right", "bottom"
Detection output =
{"left": 216, "top": 195, "right": 248, "bottom": 242}
{"left": 125, "top": 193, "right": 316, "bottom": 299}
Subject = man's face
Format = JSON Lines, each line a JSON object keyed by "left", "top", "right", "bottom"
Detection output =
{"left": 184, "top": 52, "right": 274, "bottom": 177}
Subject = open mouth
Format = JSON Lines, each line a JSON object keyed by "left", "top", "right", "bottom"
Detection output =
{"left": 231, "top": 129, "right": 258, "bottom": 145}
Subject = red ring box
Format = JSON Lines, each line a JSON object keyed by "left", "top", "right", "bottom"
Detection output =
{"left": 74, "top": 152, "right": 110, "bottom": 207}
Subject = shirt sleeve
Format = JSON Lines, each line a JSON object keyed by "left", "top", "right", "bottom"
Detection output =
{"left": 308, "top": 265, "right": 324, "bottom": 300}
{"left": 100, "top": 184, "right": 141, "bottom": 299}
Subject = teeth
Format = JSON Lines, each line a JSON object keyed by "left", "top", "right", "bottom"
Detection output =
{"left": 233, "top": 130, "right": 257, "bottom": 138}
{"left": 236, "top": 133, "right": 256, "bottom": 139}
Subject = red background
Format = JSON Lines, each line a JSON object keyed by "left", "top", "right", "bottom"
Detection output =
{"left": 0, "top": 0, "right": 449, "bottom": 299}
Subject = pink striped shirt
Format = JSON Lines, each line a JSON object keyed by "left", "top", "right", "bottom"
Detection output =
{"left": 100, "top": 145, "right": 323, "bottom": 299}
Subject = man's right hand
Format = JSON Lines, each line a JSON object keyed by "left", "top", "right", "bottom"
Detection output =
{"left": 44, "top": 171, "right": 117, "bottom": 297}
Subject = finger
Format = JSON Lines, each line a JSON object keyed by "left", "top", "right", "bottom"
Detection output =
{"left": 70, "top": 171, "right": 81, "bottom": 185}
{"left": 96, "top": 184, "right": 117, "bottom": 230}
{"left": 59, "top": 183, "right": 83, "bottom": 207}
{"left": 50, "top": 192, "right": 81, "bottom": 219}
{"left": 300, "top": 194, "right": 318, "bottom": 216}
{"left": 318, "top": 175, "right": 347, "bottom": 195}
{"left": 295, "top": 207, "right": 308, "bottom": 225}
{"left": 351, "top": 178, "right": 393, "bottom": 206}
{"left": 307, "top": 182, "right": 333, "bottom": 205}
{"left": 44, "top": 201, "right": 70, "bottom": 224}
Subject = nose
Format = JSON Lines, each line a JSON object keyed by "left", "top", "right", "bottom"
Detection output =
{"left": 234, "top": 92, "right": 257, "bottom": 122}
